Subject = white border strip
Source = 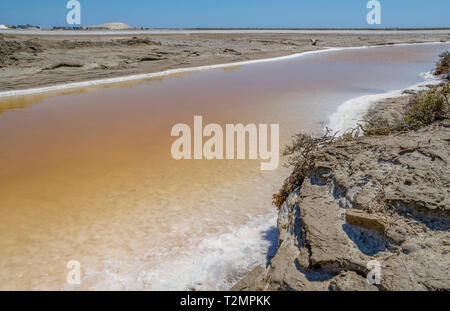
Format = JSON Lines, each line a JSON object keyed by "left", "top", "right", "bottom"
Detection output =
{"left": 0, "top": 41, "right": 448, "bottom": 98}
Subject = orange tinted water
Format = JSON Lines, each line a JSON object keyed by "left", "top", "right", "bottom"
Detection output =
{"left": 0, "top": 44, "right": 448, "bottom": 290}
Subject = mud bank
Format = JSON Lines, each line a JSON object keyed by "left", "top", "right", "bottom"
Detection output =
{"left": 1, "top": 31, "right": 449, "bottom": 92}
{"left": 233, "top": 80, "right": 450, "bottom": 291}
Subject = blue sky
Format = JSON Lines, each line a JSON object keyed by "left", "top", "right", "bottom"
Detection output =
{"left": 0, "top": 0, "right": 449, "bottom": 28}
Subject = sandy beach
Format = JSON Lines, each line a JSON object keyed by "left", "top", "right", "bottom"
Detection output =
{"left": 1, "top": 30, "right": 449, "bottom": 92}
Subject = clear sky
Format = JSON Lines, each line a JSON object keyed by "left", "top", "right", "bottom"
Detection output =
{"left": 0, "top": 0, "right": 449, "bottom": 29}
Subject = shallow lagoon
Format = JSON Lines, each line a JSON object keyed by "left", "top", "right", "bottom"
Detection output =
{"left": 0, "top": 43, "right": 448, "bottom": 290}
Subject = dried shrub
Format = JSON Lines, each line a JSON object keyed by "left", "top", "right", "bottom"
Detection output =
{"left": 362, "top": 115, "right": 407, "bottom": 136}
{"left": 404, "top": 84, "right": 449, "bottom": 127}
{"left": 272, "top": 128, "right": 337, "bottom": 209}
{"left": 434, "top": 51, "right": 450, "bottom": 76}
{"left": 362, "top": 83, "right": 449, "bottom": 136}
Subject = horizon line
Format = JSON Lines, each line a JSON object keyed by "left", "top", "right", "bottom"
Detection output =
{"left": 3, "top": 26, "right": 450, "bottom": 31}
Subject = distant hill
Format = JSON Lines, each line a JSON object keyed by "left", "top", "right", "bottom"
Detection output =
{"left": 85, "top": 22, "right": 133, "bottom": 30}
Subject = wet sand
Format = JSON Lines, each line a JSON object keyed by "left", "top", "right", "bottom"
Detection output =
{"left": 1, "top": 30, "right": 449, "bottom": 92}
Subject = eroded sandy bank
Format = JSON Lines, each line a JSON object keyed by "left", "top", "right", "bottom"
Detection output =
{"left": 1, "top": 31, "right": 449, "bottom": 93}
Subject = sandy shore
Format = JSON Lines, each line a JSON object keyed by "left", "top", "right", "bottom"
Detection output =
{"left": 1, "top": 30, "right": 449, "bottom": 92}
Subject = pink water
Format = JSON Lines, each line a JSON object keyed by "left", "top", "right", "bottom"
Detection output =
{"left": 0, "top": 43, "right": 448, "bottom": 290}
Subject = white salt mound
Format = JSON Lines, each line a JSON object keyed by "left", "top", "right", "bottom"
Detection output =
{"left": 86, "top": 22, "right": 133, "bottom": 30}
